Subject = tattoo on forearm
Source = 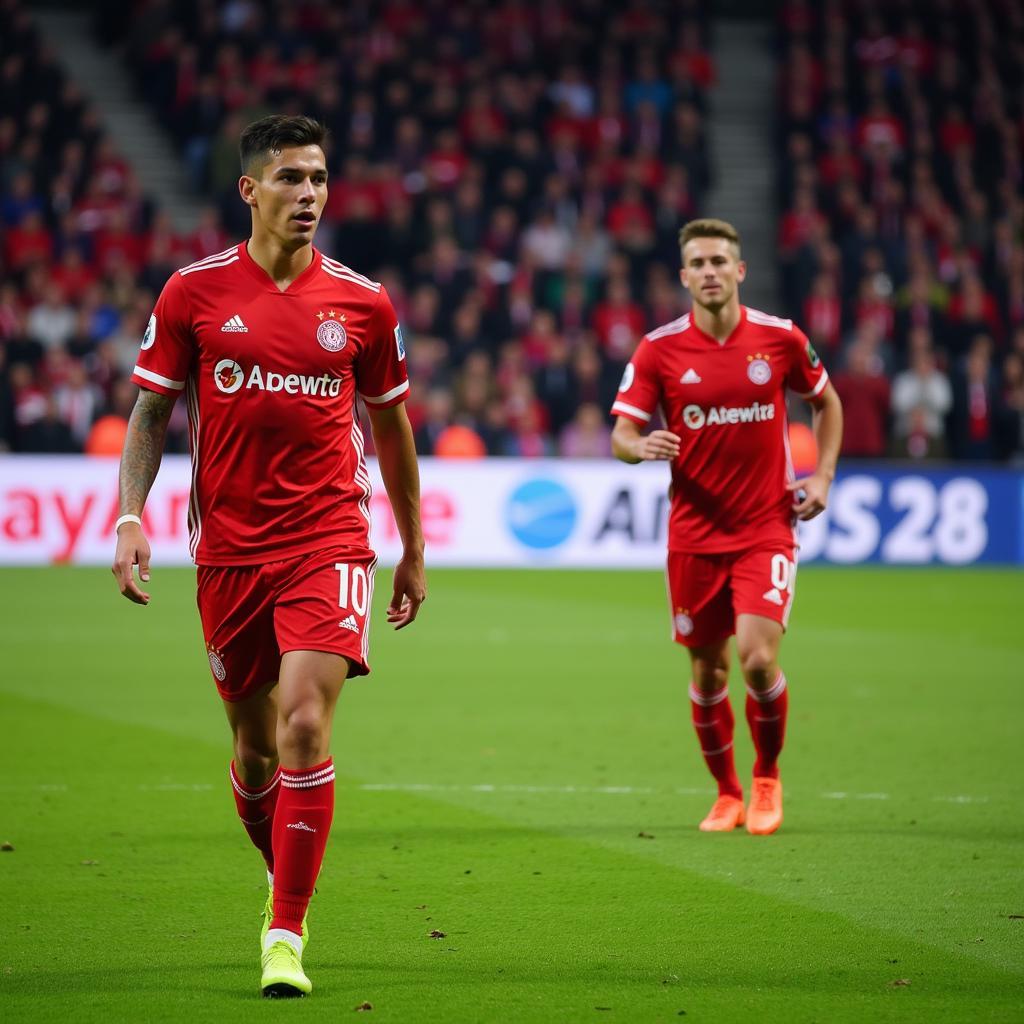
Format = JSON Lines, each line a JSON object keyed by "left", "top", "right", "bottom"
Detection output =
{"left": 119, "top": 390, "right": 176, "bottom": 514}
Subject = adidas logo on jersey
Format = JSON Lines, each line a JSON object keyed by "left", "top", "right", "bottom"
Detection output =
{"left": 762, "top": 588, "right": 784, "bottom": 606}
{"left": 338, "top": 614, "right": 360, "bottom": 633}
{"left": 681, "top": 368, "right": 702, "bottom": 384}
{"left": 221, "top": 315, "right": 248, "bottom": 332}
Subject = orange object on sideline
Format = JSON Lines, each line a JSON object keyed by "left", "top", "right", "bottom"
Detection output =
{"left": 434, "top": 424, "right": 486, "bottom": 459}
{"left": 85, "top": 414, "right": 129, "bottom": 456}
{"left": 787, "top": 421, "right": 817, "bottom": 477}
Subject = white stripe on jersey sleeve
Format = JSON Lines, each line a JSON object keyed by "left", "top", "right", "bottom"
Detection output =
{"left": 179, "top": 255, "right": 238, "bottom": 276}
{"left": 321, "top": 256, "right": 380, "bottom": 289}
{"left": 359, "top": 380, "right": 410, "bottom": 404}
{"left": 746, "top": 307, "right": 794, "bottom": 331}
{"left": 611, "top": 400, "right": 652, "bottom": 422}
{"left": 647, "top": 313, "right": 690, "bottom": 340}
{"left": 134, "top": 365, "right": 186, "bottom": 390}
{"left": 179, "top": 246, "right": 238, "bottom": 273}
{"left": 322, "top": 263, "right": 382, "bottom": 293}
{"left": 797, "top": 372, "right": 830, "bottom": 399}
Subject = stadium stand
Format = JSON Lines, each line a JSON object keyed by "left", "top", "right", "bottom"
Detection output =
{"left": 1, "top": 0, "right": 1021, "bottom": 463}
{"left": 776, "top": 0, "right": 1024, "bottom": 461}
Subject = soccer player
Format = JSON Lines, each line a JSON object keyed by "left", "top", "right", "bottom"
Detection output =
{"left": 111, "top": 115, "right": 426, "bottom": 997}
{"left": 610, "top": 218, "right": 842, "bottom": 836}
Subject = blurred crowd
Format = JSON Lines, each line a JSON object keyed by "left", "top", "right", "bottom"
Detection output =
{"left": 777, "top": 0, "right": 1024, "bottom": 461}
{"left": 1, "top": 0, "right": 1022, "bottom": 464}
{"left": 0, "top": 0, "right": 713, "bottom": 457}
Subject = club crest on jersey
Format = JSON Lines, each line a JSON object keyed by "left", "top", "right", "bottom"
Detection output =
{"left": 315, "top": 309, "right": 347, "bottom": 352}
{"left": 206, "top": 643, "right": 227, "bottom": 682}
{"left": 674, "top": 610, "right": 694, "bottom": 636}
{"left": 141, "top": 314, "right": 157, "bottom": 350}
{"left": 747, "top": 354, "right": 772, "bottom": 385}
{"left": 214, "top": 358, "right": 245, "bottom": 393}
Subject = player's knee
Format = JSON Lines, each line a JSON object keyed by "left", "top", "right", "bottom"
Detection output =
{"left": 691, "top": 661, "right": 728, "bottom": 691}
{"left": 279, "top": 705, "right": 328, "bottom": 761}
{"left": 233, "top": 741, "right": 277, "bottom": 782}
{"left": 739, "top": 645, "right": 776, "bottom": 682}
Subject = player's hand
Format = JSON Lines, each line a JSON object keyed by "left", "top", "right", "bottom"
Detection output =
{"left": 387, "top": 551, "right": 426, "bottom": 630}
{"left": 111, "top": 523, "right": 152, "bottom": 605}
{"left": 636, "top": 430, "right": 681, "bottom": 461}
{"left": 787, "top": 472, "right": 832, "bottom": 521}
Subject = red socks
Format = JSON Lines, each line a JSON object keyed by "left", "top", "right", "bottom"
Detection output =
{"left": 746, "top": 671, "right": 789, "bottom": 779}
{"left": 270, "top": 759, "right": 335, "bottom": 934}
{"left": 229, "top": 761, "right": 280, "bottom": 873}
{"left": 689, "top": 684, "right": 742, "bottom": 799}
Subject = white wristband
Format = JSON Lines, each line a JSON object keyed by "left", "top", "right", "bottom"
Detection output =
{"left": 115, "top": 514, "right": 143, "bottom": 532}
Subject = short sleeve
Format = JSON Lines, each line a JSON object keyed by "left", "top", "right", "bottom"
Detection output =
{"left": 610, "top": 335, "right": 661, "bottom": 425}
{"left": 131, "top": 272, "right": 194, "bottom": 398}
{"left": 785, "top": 324, "right": 830, "bottom": 399}
{"left": 354, "top": 286, "right": 410, "bottom": 409}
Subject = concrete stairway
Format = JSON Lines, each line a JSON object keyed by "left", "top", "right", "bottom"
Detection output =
{"left": 707, "top": 19, "right": 779, "bottom": 312}
{"left": 34, "top": 9, "right": 204, "bottom": 234}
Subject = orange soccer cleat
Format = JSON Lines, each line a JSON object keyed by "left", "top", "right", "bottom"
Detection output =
{"left": 746, "top": 777, "right": 783, "bottom": 835}
{"left": 698, "top": 794, "right": 746, "bottom": 832}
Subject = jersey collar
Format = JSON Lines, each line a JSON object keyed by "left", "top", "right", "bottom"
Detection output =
{"left": 688, "top": 304, "right": 747, "bottom": 347}
{"left": 238, "top": 241, "right": 323, "bottom": 294}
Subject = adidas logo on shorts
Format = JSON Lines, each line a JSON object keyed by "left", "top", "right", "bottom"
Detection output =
{"left": 338, "top": 614, "right": 360, "bottom": 633}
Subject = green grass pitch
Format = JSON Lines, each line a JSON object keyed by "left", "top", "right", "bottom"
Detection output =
{"left": 0, "top": 565, "right": 1021, "bottom": 1023}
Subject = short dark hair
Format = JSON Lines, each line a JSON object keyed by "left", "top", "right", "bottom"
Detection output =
{"left": 678, "top": 217, "right": 742, "bottom": 256}
{"left": 239, "top": 115, "right": 327, "bottom": 176}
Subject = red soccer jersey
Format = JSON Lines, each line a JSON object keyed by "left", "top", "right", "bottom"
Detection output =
{"left": 131, "top": 243, "right": 409, "bottom": 566}
{"left": 611, "top": 306, "right": 829, "bottom": 553}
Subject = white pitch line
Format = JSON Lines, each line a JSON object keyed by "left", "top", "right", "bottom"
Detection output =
{"left": 0, "top": 784, "right": 997, "bottom": 805}
{"left": 349, "top": 783, "right": 994, "bottom": 804}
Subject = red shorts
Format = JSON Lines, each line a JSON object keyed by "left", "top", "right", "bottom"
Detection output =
{"left": 666, "top": 544, "right": 798, "bottom": 648}
{"left": 196, "top": 546, "right": 378, "bottom": 702}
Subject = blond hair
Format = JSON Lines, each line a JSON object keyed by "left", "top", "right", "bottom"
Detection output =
{"left": 678, "top": 218, "right": 741, "bottom": 257}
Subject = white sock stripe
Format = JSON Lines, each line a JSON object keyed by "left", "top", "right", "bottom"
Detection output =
{"left": 689, "top": 684, "right": 729, "bottom": 707}
{"left": 229, "top": 765, "right": 281, "bottom": 800}
{"left": 747, "top": 672, "right": 787, "bottom": 703}
{"left": 701, "top": 741, "right": 733, "bottom": 756}
{"left": 281, "top": 772, "right": 336, "bottom": 790}
{"left": 280, "top": 763, "right": 336, "bottom": 789}
{"left": 280, "top": 763, "right": 334, "bottom": 782}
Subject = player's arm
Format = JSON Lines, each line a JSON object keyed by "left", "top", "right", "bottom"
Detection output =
{"left": 611, "top": 417, "right": 681, "bottom": 464}
{"left": 367, "top": 403, "right": 426, "bottom": 629}
{"left": 788, "top": 381, "right": 843, "bottom": 521}
{"left": 111, "top": 388, "right": 175, "bottom": 604}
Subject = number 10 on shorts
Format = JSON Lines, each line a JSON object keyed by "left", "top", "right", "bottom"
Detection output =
{"left": 335, "top": 562, "right": 369, "bottom": 615}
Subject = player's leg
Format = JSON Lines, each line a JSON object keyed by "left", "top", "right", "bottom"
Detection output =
{"left": 688, "top": 639, "right": 746, "bottom": 831}
{"left": 735, "top": 613, "right": 787, "bottom": 776}
{"left": 197, "top": 561, "right": 308, "bottom": 963}
{"left": 262, "top": 649, "right": 347, "bottom": 997}
{"left": 259, "top": 548, "right": 375, "bottom": 996}
{"left": 222, "top": 686, "right": 311, "bottom": 953}
{"left": 732, "top": 546, "right": 796, "bottom": 834}
{"left": 197, "top": 563, "right": 284, "bottom": 872}
{"left": 667, "top": 551, "right": 744, "bottom": 830}
{"left": 735, "top": 613, "right": 787, "bottom": 834}
{"left": 224, "top": 686, "right": 280, "bottom": 876}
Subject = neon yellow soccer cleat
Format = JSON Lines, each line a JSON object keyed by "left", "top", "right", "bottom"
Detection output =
{"left": 260, "top": 940, "right": 311, "bottom": 998}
